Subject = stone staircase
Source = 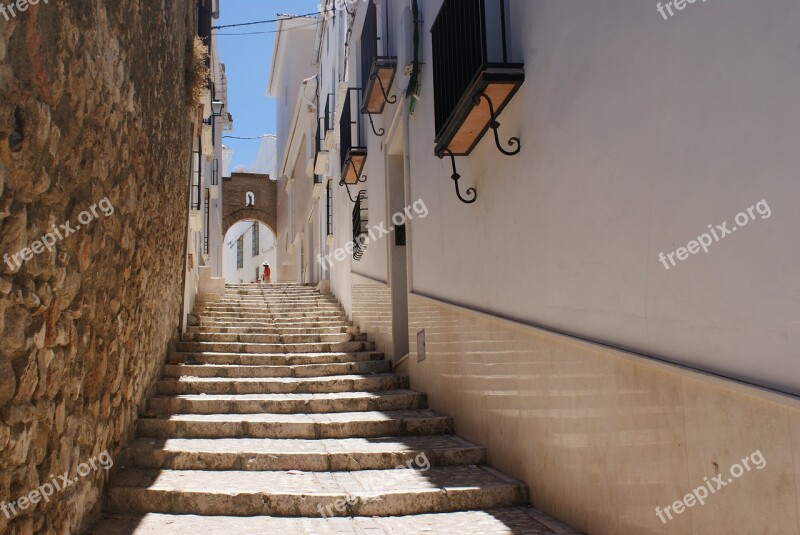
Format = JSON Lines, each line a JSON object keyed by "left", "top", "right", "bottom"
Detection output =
{"left": 93, "top": 284, "right": 577, "bottom": 534}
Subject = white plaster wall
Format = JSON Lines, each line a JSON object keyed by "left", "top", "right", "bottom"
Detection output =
{"left": 223, "top": 222, "right": 277, "bottom": 284}
{"left": 406, "top": 0, "right": 800, "bottom": 395}
{"left": 252, "top": 135, "right": 277, "bottom": 177}
{"left": 272, "top": 20, "right": 317, "bottom": 175}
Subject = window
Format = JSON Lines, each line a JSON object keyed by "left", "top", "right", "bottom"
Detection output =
{"left": 191, "top": 137, "right": 202, "bottom": 210}
{"left": 236, "top": 236, "right": 244, "bottom": 269}
{"left": 360, "top": 0, "right": 397, "bottom": 115}
{"left": 326, "top": 180, "right": 334, "bottom": 236}
{"left": 203, "top": 189, "right": 210, "bottom": 255}
{"left": 314, "top": 120, "right": 324, "bottom": 184}
{"left": 245, "top": 191, "right": 255, "bottom": 207}
{"left": 252, "top": 224, "right": 259, "bottom": 258}
{"left": 211, "top": 159, "right": 219, "bottom": 186}
{"left": 339, "top": 88, "right": 368, "bottom": 186}
{"left": 431, "top": 0, "right": 524, "bottom": 156}
{"left": 352, "top": 190, "right": 368, "bottom": 261}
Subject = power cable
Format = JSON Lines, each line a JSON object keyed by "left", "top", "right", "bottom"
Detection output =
{"left": 212, "top": 10, "right": 326, "bottom": 30}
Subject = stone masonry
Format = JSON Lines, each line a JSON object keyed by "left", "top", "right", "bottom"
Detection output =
{"left": 0, "top": 1, "right": 194, "bottom": 533}
{"left": 91, "top": 284, "right": 581, "bottom": 534}
{"left": 221, "top": 172, "right": 277, "bottom": 236}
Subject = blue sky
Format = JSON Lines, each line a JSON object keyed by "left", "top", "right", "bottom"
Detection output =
{"left": 215, "top": 0, "right": 319, "bottom": 171}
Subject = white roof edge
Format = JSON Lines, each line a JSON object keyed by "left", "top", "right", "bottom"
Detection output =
{"left": 279, "top": 77, "right": 319, "bottom": 179}
{"left": 266, "top": 16, "right": 319, "bottom": 97}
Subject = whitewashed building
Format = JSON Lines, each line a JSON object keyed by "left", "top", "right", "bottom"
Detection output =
{"left": 271, "top": 2, "right": 800, "bottom": 533}
{"left": 223, "top": 221, "right": 277, "bottom": 284}
{"left": 266, "top": 16, "right": 323, "bottom": 284}
{"left": 181, "top": 0, "right": 232, "bottom": 331}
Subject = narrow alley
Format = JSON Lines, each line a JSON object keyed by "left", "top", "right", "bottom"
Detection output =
{"left": 1, "top": 1, "right": 799, "bottom": 534}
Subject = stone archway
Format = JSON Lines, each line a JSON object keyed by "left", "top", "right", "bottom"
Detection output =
{"left": 221, "top": 172, "right": 277, "bottom": 236}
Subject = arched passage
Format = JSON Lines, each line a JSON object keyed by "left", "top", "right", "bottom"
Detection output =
{"left": 222, "top": 208, "right": 276, "bottom": 238}
{"left": 223, "top": 220, "right": 278, "bottom": 284}
{"left": 221, "top": 172, "right": 277, "bottom": 237}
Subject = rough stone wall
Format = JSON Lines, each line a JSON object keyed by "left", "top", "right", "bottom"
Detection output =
{"left": 0, "top": 1, "right": 193, "bottom": 533}
{"left": 222, "top": 172, "right": 277, "bottom": 236}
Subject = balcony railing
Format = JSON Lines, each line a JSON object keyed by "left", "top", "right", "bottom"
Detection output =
{"left": 339, "top": 88, "right": 367, "bottom": 190}
{"left": 431, "top": 0, "right": 524, "bottom": 157}
{"left": 352, "top": 190, "right": 368, "bottom": 261}
{"left": 324, "top": 93, "right": 335, "bottom": 135}
{"left": 203, "top": 188, "right": 210, "bottom": 255}
{"left": 326, "top": 180, "right": 334, "bottom": 237}
{"left": 197, "top": 0, "right": 212, "bottom": 65}
{"left": 211, "top": 158, "right": 219, "bottom": 186}
{"left": 191, "top": 140, "right": 202, "bottom": 211}
{"left": 314, "top": 118, "right": 327, "bottom": 182}
{"left": 360, "top": 0, "right": 397, "bottom": 115}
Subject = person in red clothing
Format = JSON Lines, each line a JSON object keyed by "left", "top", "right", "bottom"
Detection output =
{"left": 261, "top": 261, "right": 271, "bottom": 284}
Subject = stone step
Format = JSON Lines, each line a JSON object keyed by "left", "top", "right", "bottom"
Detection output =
{"left": 163, "top": 360, "right": 391, "bottom": 378}
{"left": 174, "top": 341, "right": 374, "bottom": 354}
{"left": 186, "top": 323, "right": 360, "bottom": 334}
{"left": 91, "top": 507, "right": 577, "bottom": 535}
{"left": 137, "top": 409, "right": 454, "bottom": 439}
{"left": 196, "top": 302, "right": 340, "bottom": 309}
{"left": 194, "top": 299, "right": 342, "bottom": 311}
{"left": 225, "top": 284, "right": 314, "bottom": 288}
{"left": 196, "top": 314, "right": 349, "bottom": 323}
{"left": 156, "top": 374, "right": 410, "bottom": 395}
{"left": 195, "top": 303, "right": 343, "bottom": 311}
{"left": 195, "top": 308, "right": 345, "bottom": 316}
{"left": 147, "top": 390, "right": 427, "bottom": 415}
{"left": 106, "top": 465, "right": 528, "bottom": 517}
{"left": 196, "top": 319, "right": 350, "bottom": 328}
{"left": 196, "top": 311, "right": 347, "bottom": 320}
{"left": 209, "top": 297, "right": 332, "bottom": 301}
{"left": 181, "top": 332, "right": 366, "bottom": 344}
{"left": 186, "top": 325, "right": 354, "bottom": 334}
{"left": 169, "top": 351, "right": 385, "bottom": 366}
{"left": 120, "top": 435, "right": 485, "bottom": 471}
{"left": 215, "top": 296, "right": 329, "bottom": 301}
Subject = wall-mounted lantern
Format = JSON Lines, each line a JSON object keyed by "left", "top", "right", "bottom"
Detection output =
{"left": 204, "top": 99, "right": 225, "bottom": 126}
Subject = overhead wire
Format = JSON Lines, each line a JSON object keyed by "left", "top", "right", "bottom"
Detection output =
{"left": 215, "top": 20, "right": 322, "bottom": 36}
{"left": 212, "top": 10, "right": 325, "bottom": 30}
